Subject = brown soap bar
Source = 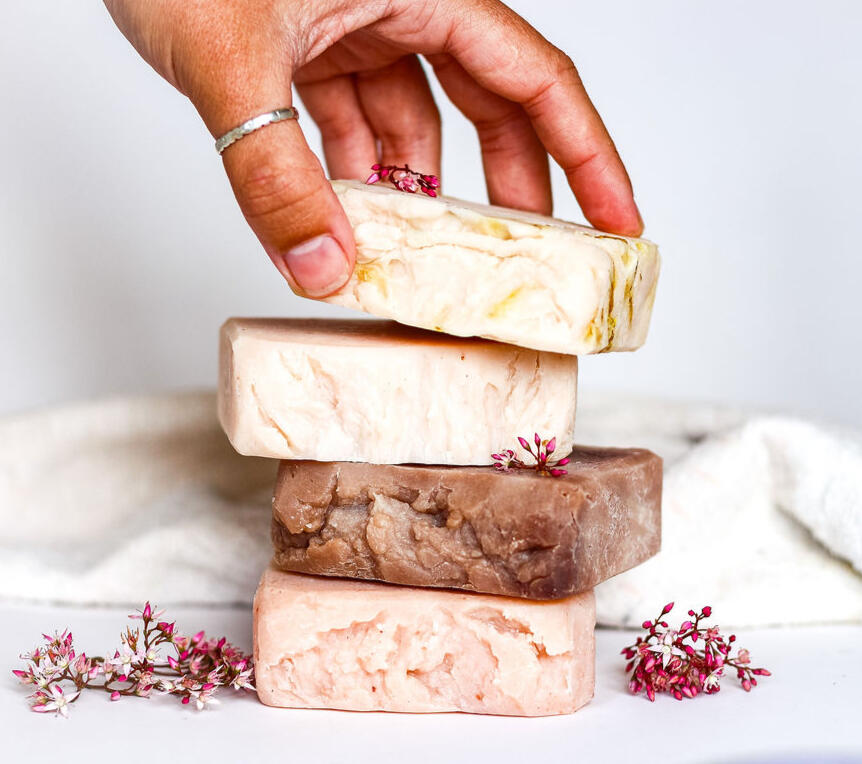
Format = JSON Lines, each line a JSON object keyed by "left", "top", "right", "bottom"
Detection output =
{"left": 272, "top": 447, "right": 662, "bottom": 599}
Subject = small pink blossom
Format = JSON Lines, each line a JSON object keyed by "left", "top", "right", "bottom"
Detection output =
{"left": 12, "top": 668, "right": 34, "bottom": 685}
{"left": 492, "top": 434, "right": 569, "bottom": 478}
{"left": 129, "top": 602, "right": 166, "bottom": 621}
{"left": 190, "top": 683, "right": 221, "bottom": 711}
{"left": 365, "top": 164, "right": 440, "bottom": 198}
{"left": 73, "top": 653, "right": 90, "bottom": 675}
{"left": 157, "top": 621, "right": 175, "bottom": 637}
{"left": 703, "top": 669, "right": 722, "bottom": 690}
{"left": 32, "top": 684, "right": 79, "bottom": 718}
{"left": 230, "top": 665, "right": 254, "bottom": 692}
{"left": 19, "top": 647, "right": 43, "bottom": 664}
{"left": 648, "top": 631, "right": 679, "bottom": 668}
{"left": 491, "top": 449, "right": 522, "bottom": 472}
{"left": 109, "top": 645, "right": 141, "bottom": 680}
{"left": 53, "top": 650, "right": 74, "bottom": 673}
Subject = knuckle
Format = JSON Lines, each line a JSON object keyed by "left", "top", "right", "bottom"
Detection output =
{"left": 526, "top": 49, "right": 583, "bottom": 113}
{"left": 538, "top": 48, "right": 582, "bottom": 95}
{"left": 479, "top": 131, "right": 523, "bottom": 159}
{"left": 388, "top": 0, "right": 442, "bottom": 38}
{"left": 564, "top": 150, "right": 601, "bottom": 177}
{"left": 563, "top": 148, "right": 611, "bottom": 180}
{"left": 473, "top": 106, "right": 522, "bottom": 138}
{"left": 377, "top": 110, "right": 440, "bottom": 145}
{"left": 373, "top": 105, "right": 441, "bottom": 155}
{"left": 314, "top": 113, "right": 362, "bottom": 144}
{"left": 235, "top": 164, "right": 321, "bottom": 223}
{"left": 551, "top": 48, "right": 578, "bottom": 78}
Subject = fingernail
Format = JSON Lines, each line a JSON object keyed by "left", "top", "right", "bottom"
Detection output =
{"left": 279, "top": 235, "right": 350, "bottom": 297}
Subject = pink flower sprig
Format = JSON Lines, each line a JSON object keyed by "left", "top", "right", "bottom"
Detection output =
{"left": 13, "top": 602, "right": 254, "bottom": 717}
{"left": 365, "top": 164, "right": 440, "bottom": 197}
{"left": 622, "top": 603, "right": 771, "bottom": 702}
{"left": 492, "top": 433, "right": 570, "bottom": 477}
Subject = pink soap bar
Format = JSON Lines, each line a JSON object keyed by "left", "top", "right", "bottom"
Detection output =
{"left": 253, "top": 566, "right": 595, "bottom": 716}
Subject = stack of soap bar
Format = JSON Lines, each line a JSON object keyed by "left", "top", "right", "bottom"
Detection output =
{"left": 323, "top": 180, "right": 661, "bottom": 355}
{"left": 254, "top": 566, "right": 596, "bottom": 716}
{"left": 218, "top": 183, "right": 662, "bottom": 717}
{"left": 219, "top": 318, "right": 578, "bottom": 465}
{"left": 271, "top": 447, "right": 662, "bottom": 599}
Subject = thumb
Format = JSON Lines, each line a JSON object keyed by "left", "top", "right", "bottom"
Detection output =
{"left": 219, "top": 108, "right": 355, "bottom": 297}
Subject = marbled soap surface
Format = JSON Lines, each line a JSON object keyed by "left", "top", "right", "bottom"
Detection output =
{"left": 254, "top": 566, "right": 596, "bottom": 716}
{"left": 321, "top": 180, "right": 660, "bottom": 355}
{"left": 271, "top": 447, "right": 662, "bottom": 599}
{"left": 218, "top": 317, "right": 578, "bottom": 465}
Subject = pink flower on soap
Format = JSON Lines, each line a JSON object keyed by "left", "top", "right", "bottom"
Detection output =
{"left": 492, "top": 434, "right": 569, "bottom": 477}
{"left": 365, "top": 164, "right": 440, "bottom": 198}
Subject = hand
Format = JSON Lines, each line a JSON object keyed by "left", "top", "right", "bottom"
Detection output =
{"left": 105, "top": 0, "right": 643, "bottom": 297}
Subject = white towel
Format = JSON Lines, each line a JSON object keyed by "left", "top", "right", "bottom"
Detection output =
{"left": 1, "top": 391, "right": 859, "bottom": 626}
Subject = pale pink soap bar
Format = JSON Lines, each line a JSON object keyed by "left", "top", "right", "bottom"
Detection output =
{"left": 254, "top": 566, "right": 596, "bottom": 716}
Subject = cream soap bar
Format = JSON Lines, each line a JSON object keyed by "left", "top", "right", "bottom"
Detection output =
{"left": 254, "top": 566, "right": 596, "bottom": 716}
{"left": 323, "top": 180, "right": 660, "bottom": 355}
{"left": 218, "top": 318, "right": 578, "bottom": 464}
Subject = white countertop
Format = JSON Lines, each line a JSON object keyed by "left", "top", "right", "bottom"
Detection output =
{"left": 2, "top": 603, "right": 860, "bottom": 763}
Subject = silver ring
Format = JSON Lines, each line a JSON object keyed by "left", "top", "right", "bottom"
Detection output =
{"left": 214, "top": 107, "right": 299, "bottom": 155}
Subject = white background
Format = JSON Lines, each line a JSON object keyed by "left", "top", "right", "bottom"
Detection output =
{"left": 1, "top": 1, "right": 861, "bottom": 427}
{"left": 2, "top": 7, "right": 862, "bottom": 759}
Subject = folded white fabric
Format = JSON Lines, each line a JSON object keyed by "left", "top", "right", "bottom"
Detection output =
{"left": 593, "top": 416, "right": 862, "bottom": 627}
{"left": 1, "top": 391, "right": 860, "bottom": 626}
{"left": 0, "top": 393, "right": 275, "bottom": 606}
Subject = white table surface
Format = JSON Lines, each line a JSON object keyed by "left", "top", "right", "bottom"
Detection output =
{"left": 2, "top": 603, "right": 860, "bottom": 764}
